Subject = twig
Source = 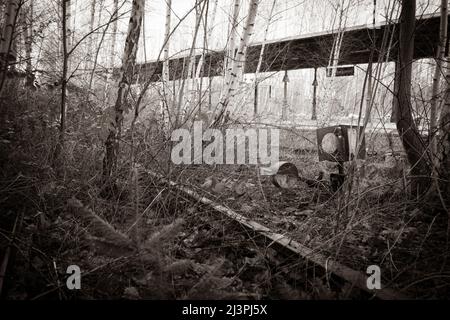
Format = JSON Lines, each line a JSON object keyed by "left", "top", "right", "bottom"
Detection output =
{"left": 126, "top": 188, "right": 165, "bottom": 234}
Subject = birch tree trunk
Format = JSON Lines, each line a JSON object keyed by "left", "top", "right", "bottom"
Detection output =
{"left": 396, "top": 0, "right": 430, "bottom": 196}
{"left": 195, "top": 0, "right": 218, "bottom": 79}
{"left": 255, "top": 0, "right": 276, "bottom": 77}
{"left": 65, "top": 0, "right": 72, "bottom": 74}
{"left": 216, "top": 0, "right": 260, "bottom": 122}
{"left": 103, "top": 0, "right": 145, "bottom": 179}
{"left": 103, "top": 0, "right": 119, "bottom": 101}
{"left": 87, "top": 0, "right": 96, "bottom": 69}
{"left": 0, "top": 0, "right": 20, "bottom": 59}
{"left": 109, "top": 0, "right": 119, "bottom": 72}
{"left": 193, "top": 0, "right": 217, "bottom": 114}
{"left": 61, "top": 0, "right": 69, "bottom": 138}
{"left": 89, "top": 0, "right": 113, "bottom": 90}
{"left": 162, "top": 0, "right": 172, "bottom": 83}
{"left": 20, "top": 0, "right": 34, "bottom": 87}
{"left": 161, "top": 0, "right": 172, "bottom": 124}
{"left": 0, "top": 0, "right": 20, "bottom": 95}
{"left": 185, "top": 0, "right": 202, "bottom": 113}
{"left": 175, "top": 0, "right": 205, "bottom": 127}
{"left": 223, "top": 0, "right": 241, "bottom": 89}
{"left": 253, "top": 0, "right": 276, "bottom": 116}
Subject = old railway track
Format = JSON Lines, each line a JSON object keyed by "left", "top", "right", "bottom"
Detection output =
{"left": 145, "top": 169, "right": 410, "bottom": 300}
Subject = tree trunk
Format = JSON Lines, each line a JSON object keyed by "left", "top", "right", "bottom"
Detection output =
{"left": 162, "top": 0, "right": 172, "bottom": 83}
{"left": 88, "top": 5, "right": 112, "bottom": 90}
{"left": 87, "top": 0, "right": 96, "bottom": 70}
{"left": 65, "top": 0, "right": 72, "bottom": 73}
{"left": 174, "top": 0, "right": 205, "bottom": 127}
{"left": 20, "top": 0, "right": 34, "bottom": 87}
{"left": 437, "top": 1, "right": 450, "bottom": 200}
{"left": 161, "top": 0, "right": 172, "bottom": 124}
{"left": 103, "top": 0, "right": 118, "bottom": 102}
{"left": 109, "top": 0, "right": 119, "bottom": 72}
{"left": 430, "top": 0, "right": 448, "bottom": 177}
{"left": 61, "top": 0, "right": 69, "bottom": 143}
{"left": 253, "top": 0, "right": 276, "bottom": 117}
{"left": 223, "top": 0, "right": 241, "bottom": 88}
{"left": 185, "top": 0, "right": 202, "bottom": 115}
{"left": 439, "top": 61, "right": 450, "bottom": 199}
{"left": 391, "top": 61, "right": 400, "bottom": 123}
{"left": 216, "top": 0, "right": 260, "bottom": 122}
{"left": 53, "top": 0, "right": 69, "bottom": 167}
{"left": 255, "top": 0, "right": 276, "bottom": 76}
{"left": 396, "top": 0, "right": 430, "bottom": 196}
{"left": 103, "top": 0, "right": 145, "bottom": 180}
{"left": 195, "top": 0, "right": 218, "bottom": 80}
{"left": 0, "top": 0, "right": 20, "bottom": 95}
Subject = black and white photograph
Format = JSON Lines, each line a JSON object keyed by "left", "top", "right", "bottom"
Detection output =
{"left": 0, "top": 0, "right": 449, "bottom": 305}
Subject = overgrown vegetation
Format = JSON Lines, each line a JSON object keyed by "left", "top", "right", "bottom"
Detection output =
{"left": 1, "top": 83, "right": 449, "bottom": 299}
{"left": 1, "top": 0, "right": 450, "bottom": 300}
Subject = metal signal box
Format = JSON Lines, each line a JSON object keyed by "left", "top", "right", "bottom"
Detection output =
{"left": 316, "top": 125, "right": 366, "bottom": 162}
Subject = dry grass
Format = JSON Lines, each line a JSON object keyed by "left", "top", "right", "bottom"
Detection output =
{"left": 1, "top": 85, "right": 449, "bottom": 300}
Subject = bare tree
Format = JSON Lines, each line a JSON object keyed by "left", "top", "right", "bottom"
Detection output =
{"left": 100, "top": 0, "right": 119, "bottom": 101}
{"left": 216, "top": 0, "right": 261, "bottom": 123}
{"left": 162, "top": 0, "right": 172, "bottom": 83}
{"left": 430, "top": 0, "right": 448, "bottom": 177}
{"left": 86, "top": 0, "right": 96, "bottom": 70}
{"left": 194, "top": 0, "right": 218, "bottom": 80}
{"left": 160, "top": 0, "right": 172, "bottom": 124}
{"left": 108, "top": 0, "right": 119, "bottom": 76}
{"left": 255, "top": 0, "right": 276, "bottom": 77}
{"left": 0, "top": 0, "right": 21, "bottom": 95}
{"left": 252, "top": 0, "right": 276, "bottom": 116}
{"left": 437, "top": 1, "right": 450, "bottom": 199}
{"left": 223, "top": 0, "right": 241, "bottom": 88}
{"left": 18, "top": 0, "right": 33, "bottom": 86}
{"left": 395, "top": 0, "right": 430, "bottom": 195}
{"left": 174, "top": 0, "right": 206, "bottom": 127}
{"left": 53, "top": 0, "right": 70, "bottom": 166}
{"left": 103, "top": 0, "right": 145, "bottom": 179}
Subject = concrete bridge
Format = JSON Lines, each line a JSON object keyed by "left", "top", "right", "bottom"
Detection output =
{"left": 126, "top": 13, "right": 449, "bottom": 83}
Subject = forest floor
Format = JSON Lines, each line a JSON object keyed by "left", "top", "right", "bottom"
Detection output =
{"left": 168, "top": 147, "right": 450, "bottom": 299}
{"left": 1, "top": 87, "right": 449, "bottom": 299}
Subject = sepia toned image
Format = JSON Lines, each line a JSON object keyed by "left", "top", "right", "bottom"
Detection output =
{"left": 0, "top": 0, "right": 449, "bottom": 302}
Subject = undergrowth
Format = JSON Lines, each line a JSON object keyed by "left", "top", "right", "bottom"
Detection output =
{"left": 1, "top": 84, "right": 449, "bottom": 300}
{"left": 0, "top": 86, "right": 315, "bottom": 300}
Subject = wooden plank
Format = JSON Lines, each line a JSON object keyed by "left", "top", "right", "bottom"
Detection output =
{"left": 145, "top": 169, "right": 410, "bottom": 300}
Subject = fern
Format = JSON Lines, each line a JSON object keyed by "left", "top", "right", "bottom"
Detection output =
{"left": 142, "top": 218, "right": 184, "bottom": 251}
{"left": 67, "top": 197, "right": 133, "bottom": 249}
{"left": 163, "top": 259, "right": 194, "bottom": 275}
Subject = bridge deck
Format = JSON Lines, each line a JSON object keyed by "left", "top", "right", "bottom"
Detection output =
{"left": 126, "top": 14, "right": 449, "bottom": 83}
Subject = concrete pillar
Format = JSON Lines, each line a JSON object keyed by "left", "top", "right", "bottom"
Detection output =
{"left": 312, "top": 67, "right": 318, "bottom": 120}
